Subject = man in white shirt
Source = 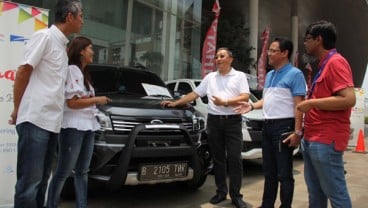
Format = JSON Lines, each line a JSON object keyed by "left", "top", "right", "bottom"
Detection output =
{"left": 9, "top": 1, "right": 84, "bottom": 207}
{"left": 161, "top": 48, "right": 250, "bottom": 208}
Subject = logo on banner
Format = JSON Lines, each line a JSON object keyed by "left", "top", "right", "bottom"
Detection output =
{"left": 10, "top": 34, "right": 28, "bottom": 42}
{"left": 3, "top": 165, "right": 15, "bottom": 174}
{"left": 0, "top": 69, "right": 16, "bottom": 81}
{"left": 200, "top": 0, "right": 221, "bottom": 78}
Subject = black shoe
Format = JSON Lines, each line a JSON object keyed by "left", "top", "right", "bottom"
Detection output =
{"left": 209, "top": 193, "right": 227, "bottom": 204}
{"left": 231, "top": 197, "right": 247, "bottom": 208}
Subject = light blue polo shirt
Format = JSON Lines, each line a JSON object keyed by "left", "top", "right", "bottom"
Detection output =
{"left": 263, "top": 63, "right": 306, "bottom": 119}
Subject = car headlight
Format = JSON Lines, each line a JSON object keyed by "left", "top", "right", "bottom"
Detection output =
{"left": 242, "top": 117, "right": 249, "bottom": 129}
{"left": 192, "top": 114, "right": 206, "bottom": 132}
{"left": 95, "top": 110, "right": 112, "bottom": 131}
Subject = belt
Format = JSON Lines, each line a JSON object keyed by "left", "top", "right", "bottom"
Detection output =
{"left": 208, "top": 114, "right": 241, "bottom": 120}
{"left": 264, "top": 117, "right": 294, "bottom": 124}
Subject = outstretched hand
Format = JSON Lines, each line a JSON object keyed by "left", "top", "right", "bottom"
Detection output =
{"left": 233, "top": 101, "right": 252, "bottom": 114}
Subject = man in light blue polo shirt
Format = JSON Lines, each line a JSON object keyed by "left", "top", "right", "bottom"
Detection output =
{"left": 235, "top": 37, "right": 306, "bottom": 208}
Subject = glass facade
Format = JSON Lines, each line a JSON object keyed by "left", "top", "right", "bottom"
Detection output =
{"left": 13, "top": 0, "right": 203, "bottom": 81}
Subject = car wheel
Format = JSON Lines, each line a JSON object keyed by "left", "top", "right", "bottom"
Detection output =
{"left": 185, "top": 156, "right": 208, "bottom": 189}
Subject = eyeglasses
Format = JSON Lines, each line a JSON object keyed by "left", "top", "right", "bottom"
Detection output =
{"left": 214, "top": 55, "right": 227, "bottom": 59}
{"left": 267, "top": 49, "right": 281, "bottom": 53}
{"left": 304, "top": 36, "right": 314, "bottom": 42}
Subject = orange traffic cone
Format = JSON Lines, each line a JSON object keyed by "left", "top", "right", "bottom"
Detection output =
{"left": 353, "top": 129, "right": 367, "bottom": 154}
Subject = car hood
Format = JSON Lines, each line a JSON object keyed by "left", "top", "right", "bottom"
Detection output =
{"left": 97, "top": 94, "right": 196, "bottom": 117}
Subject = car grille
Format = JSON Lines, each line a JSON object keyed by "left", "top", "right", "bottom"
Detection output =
{"left": 110, "top": 115, "right": 194, "bottom": 134}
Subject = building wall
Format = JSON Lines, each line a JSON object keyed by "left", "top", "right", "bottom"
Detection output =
{"left": 210, "top": 0, "right": 368, "bottom": 86}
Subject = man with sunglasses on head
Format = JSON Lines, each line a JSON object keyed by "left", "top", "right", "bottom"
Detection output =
{"left": 161, "top": 47, "right": 249, "bottom": 208}
{"left": 234, "top": 37, "right": 306, "bottom": 208}
{"left": 9, "top": 1, "right": 84, "bottom": 207}
{"left": 297, "top": 20, "right": 355, "bottom": 208}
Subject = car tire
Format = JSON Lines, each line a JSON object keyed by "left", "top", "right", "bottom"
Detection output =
{"left": 185, "top": 156, "right": 208, "bottom": 189}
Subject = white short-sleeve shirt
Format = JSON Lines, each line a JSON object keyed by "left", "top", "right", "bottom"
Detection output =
{"left": 194, "top": 68, "right": 250, "bottom": 115}
{"left": 61, "top": 65, "right": 100, "bottom": 131}
{"left": 16, "top": 25, "right": 69, "bottom": 133}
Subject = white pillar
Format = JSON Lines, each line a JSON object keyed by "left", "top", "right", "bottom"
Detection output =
{"left": 161, "top": 0, "right": 177, "bottom": 81}
{"left": 291, "top": 0, "right": 298, "bottom": 65}
{"left": 124, "top": 0, "right": 133, "bottom": 66}
{"left": 249, "top": 0, "right": 259, "bottom": 75}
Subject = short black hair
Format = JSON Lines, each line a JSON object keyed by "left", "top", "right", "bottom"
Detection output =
{"left": 272, "top": 37, "right": 293, "bottom": 60}
{"left": 305, "top": 20, "right": 337, "bottom": 50}
{"left": 216, "top": 47, "right": 233, "bottom": 58}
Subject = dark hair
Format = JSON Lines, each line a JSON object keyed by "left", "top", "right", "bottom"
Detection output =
{"left": 272, "top": 37, "right": 293, "bottom": 59}
{"left": 216, "top": 47, "right": 233, "bottom": 58}
{"left": 68, "top": 36, "right": 92, "bottom": 91}
{"left": 54, "top": 0, "right": 82, "bottom": 24}
{"left": 305, "top": 20, "right": 336, "bottom": 50}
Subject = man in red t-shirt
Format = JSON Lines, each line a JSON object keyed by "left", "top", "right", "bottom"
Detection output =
{"left": 297, "top": 20, "right": 355, "bottom": 208}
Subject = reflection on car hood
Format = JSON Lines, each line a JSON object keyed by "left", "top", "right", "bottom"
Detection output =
{"left": 97, "top": 94, "right": 195, "bottom": 117}
{"left": 242, "top": 109, "right": 264, "bottom": 120}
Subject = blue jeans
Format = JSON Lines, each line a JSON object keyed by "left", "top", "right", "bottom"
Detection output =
{"left": 261, "top": 119, "right": 295, "bottom": 208}
{"left": 14, "top": 122, "right": 58, "bottom": 208}
{"left": 301, "top": 139, "right": 351, "bottom": 208}
{"left": 47, "top": 128, "right": 95, "bottom": 208}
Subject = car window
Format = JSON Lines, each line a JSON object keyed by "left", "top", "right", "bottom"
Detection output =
{"left": 89, "top": 65, "right": 166, "bottom": 96}
{"left": 166, "top": 83, "right": 176, "bottom": 95}
{"left": 194, "top": 81, "right": 201, "bottom": 87}
{"left": 177, "top": 82, "right": 192, "bottom": 95}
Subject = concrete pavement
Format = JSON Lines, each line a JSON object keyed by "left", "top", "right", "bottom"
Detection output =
{"left": 60, "top": 138, "right": 368, "bottom": 208}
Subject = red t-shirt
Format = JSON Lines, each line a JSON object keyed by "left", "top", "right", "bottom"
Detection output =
{"left": 304, "top": 50, "right": 354, "bottom": 151}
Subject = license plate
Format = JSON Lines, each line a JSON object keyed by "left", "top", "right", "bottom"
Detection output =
{"left": 139, "top": 162, "right": 188, "bottom": 181}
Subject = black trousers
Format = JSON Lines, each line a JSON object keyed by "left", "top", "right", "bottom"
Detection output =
{"left": 261, "top": 118, "right": 295, "bottom": 208}
{"left": 207, "top": 114, "right": 243, "bottom": 199}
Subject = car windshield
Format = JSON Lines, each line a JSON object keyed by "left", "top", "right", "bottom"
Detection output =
{"left": 88, "top": 65, "right": 167, "bottom": 97}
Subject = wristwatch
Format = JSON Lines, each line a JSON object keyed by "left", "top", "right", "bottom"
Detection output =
{"left": 295, "top": 130, "right": 303, "bottom": 137}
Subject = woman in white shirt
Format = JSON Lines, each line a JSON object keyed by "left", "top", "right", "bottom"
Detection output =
{"left": 47, "top": 36, "right": 111, "bottom": 208}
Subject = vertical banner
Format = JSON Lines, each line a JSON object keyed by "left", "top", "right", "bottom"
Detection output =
{"left": 349, "top": 88, "right": 365, "bottom": 146}
{"left": 305, "top": 62, "right": 313, "bottom": 93}
{"left": 0, "top": 1, "right": 48, "bottom": 206}
{"left": 362, "top": 63, "right": 368, "bottom": 120}
{"left": 293, "top": 51, "right": 298, "bottom": 67}
{"left": 200, "top": 0, "right": 220, "bottom": 78}
{"left": 257, "top": 26, "right": 270, "bottom": 90}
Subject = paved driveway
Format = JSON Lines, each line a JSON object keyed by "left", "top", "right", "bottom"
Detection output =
{"left": 60, "top": 141, "right": 368, "bottom": 208}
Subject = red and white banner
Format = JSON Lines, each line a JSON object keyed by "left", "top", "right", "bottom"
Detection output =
{"left": 201, "top": 0, "right": 220, "bottom": 78}
{"left": 293, "top": 51, "right": 299, "bottom": 67}
{"left": 305, "top": 62, "right": 313, "bottom": 93}
{"left": 257, "top": 26, "right": 270, "bottom": 90}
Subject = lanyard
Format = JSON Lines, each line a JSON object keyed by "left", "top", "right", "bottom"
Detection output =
{"left": 308, "top": 49, "right": 337, "bottom": 98}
